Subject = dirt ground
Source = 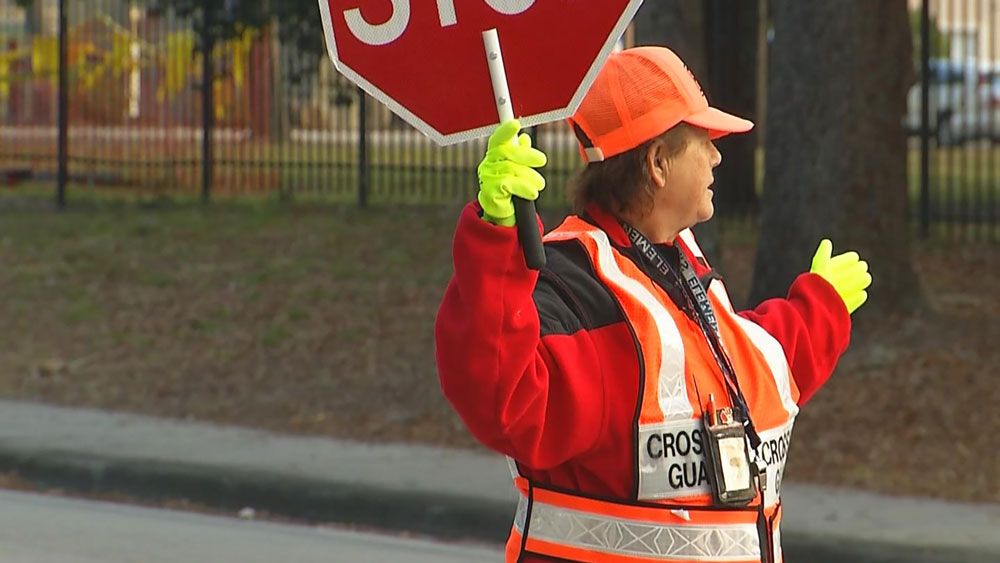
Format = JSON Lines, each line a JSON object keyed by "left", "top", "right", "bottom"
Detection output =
{"left": 0, "top": 199, "right": 996, "bottom": 503}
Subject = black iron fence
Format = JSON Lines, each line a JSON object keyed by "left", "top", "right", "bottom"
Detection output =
{"left": 0, "top": 0, "right": 583, "bottom": 207}
{"left": 914, "top": 0, "right": 1000, "bottom": 240}
{"left": 0, "top": 0, "right": 997, "bottom": 240}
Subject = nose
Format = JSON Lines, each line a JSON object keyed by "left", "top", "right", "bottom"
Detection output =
{"left": 710, "top": 142, "right": 722, "bottom": 168}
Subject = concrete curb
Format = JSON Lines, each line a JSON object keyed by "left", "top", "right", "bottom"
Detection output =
{"left": 0, "top": 447, "right": 513, "bottom": 543}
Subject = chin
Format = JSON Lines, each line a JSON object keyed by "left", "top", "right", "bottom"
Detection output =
{"left": 697, "top": 205, "right": 715, "bottom": 223}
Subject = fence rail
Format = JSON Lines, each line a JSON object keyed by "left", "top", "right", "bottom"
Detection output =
{"left": 0, "top": 0, "right": 997, "bottom": 241}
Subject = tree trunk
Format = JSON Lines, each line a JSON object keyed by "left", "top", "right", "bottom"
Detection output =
{"left": 633, "top": 0, "right": 720, "bottom": 261}
{"left": 749, "top": 0, "right": 923, "bottom": 317}
{"left": 705, "top": 0, "right": 759, "bottom": 219}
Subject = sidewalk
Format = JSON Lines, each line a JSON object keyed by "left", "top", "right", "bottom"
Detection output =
{"left": 0, "top": 400, "right": 995, "bottom": 562}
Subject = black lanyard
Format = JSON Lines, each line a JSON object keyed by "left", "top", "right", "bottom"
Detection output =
{"left": 621, "top": 222, "right": 762, "bottom": 449}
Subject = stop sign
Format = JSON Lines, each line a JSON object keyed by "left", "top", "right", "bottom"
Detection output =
{"left": 319, "top": 0, "right": 645, "bottom": 145}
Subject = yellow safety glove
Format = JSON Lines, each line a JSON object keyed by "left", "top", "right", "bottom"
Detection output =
{"left": 809, "top": 239, "right": 873, "bottom": 314}
{"left": 477, "top": 119, "right": 547, "bottom": 227}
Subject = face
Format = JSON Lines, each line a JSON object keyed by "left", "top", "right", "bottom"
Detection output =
{"left": 646, "top": 128, "right": 723, "bottom": 234}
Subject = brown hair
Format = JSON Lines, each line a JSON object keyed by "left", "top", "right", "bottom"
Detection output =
{"left": 571, "top": 122, "right": 700, "bottom": 217}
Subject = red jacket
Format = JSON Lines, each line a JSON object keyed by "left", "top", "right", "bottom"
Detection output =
{"left": 435, "top": 202, "right": 850, "bottom": 544}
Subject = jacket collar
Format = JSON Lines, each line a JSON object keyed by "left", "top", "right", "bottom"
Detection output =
{"left": 581, "top": 205, "right": 682, "bottom": 249}
{"left": 582, "top": 205, "right": 633, "bottom": 248}
{"left": 580, "top": 205, "right": 710, "bottom": 277}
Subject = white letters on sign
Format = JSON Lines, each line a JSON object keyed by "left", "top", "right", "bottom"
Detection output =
{"left": 436, "top": 0, "right": 458, "bottom": 26}
{"left": 345, "top": 0, "right": 537, "bottom": 45}
{"left": 344, "top": 0, "right": 410, "bottom": 46}
{"left": 484, "top": 0, "right": 536, "bottom": 15}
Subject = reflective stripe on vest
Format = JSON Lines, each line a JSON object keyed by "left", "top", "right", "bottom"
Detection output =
{"left": 509, "top": 482, "right": 763, "bottom": 563}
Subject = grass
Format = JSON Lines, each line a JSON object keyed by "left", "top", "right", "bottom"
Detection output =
{"left": 0, "top": 197, "right": 470, "bottom": 437}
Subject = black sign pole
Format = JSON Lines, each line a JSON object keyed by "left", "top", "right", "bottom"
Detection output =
{"left": 482, "top": 29, "right": 546, "bottom": 270}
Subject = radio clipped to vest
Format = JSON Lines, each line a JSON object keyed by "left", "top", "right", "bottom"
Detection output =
{"left": 702, "top": 394, "right": 760, "bottom": 506}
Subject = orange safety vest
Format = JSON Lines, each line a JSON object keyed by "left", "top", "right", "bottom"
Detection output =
{"left": 506, "top": 217, "right": 800, "bottom": 563}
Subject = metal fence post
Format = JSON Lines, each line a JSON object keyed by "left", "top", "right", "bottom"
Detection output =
{"left": 919, "top": 0, "right": 931, "bottom": 238}
{"left": 56, "top": 0, "right": 68, "bottom": 209}
{"left": 201, "top": 9, "right": 215, "bottom": 204}
{"left": 358, "top": 87, "right": 369, "bottom": 208}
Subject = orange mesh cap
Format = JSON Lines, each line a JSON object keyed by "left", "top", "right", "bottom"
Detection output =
{"left": 569, "top": 46, "right": 754, "bottom": 163}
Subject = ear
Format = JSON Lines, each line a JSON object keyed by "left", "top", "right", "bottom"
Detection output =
{"left": 645, "top": 141, "right": 669, "bottom": 189}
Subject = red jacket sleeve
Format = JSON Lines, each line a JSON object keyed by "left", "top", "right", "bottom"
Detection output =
{"left": 435, "top": 203, "right": 606, "bottom": 470}
{"left": 738, "top": 274, "right": 851, "bottom": 406}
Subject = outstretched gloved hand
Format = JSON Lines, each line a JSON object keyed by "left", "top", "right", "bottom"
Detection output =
{"left": 809, "top": 239, "right": 873, "bottom": 314}
{"left": 477, "top": 119, "right": 547, "bottom": 227}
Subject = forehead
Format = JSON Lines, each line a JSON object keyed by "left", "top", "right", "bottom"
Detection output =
{"left": 668, "top": 124, "right": 710, "bottom": 145}
{"left": 670, "top": 127, "right": 710, "bottom": 152}
{"left": 687, "top": 127, "right": 711, "bottom": 142}
{"left": 668, "top": 130, "right": 713, "bottom": 164}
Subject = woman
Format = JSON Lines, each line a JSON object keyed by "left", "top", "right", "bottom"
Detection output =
{"left": 436, "top": 46, "right": 871, "bottom": 563}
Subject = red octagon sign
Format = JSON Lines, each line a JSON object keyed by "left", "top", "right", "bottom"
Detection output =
{"left": 319, "top": 0, "right": 644, "bottom": 145}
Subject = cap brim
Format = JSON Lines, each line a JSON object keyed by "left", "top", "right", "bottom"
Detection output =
{"left": 684, "top": 107, "right": 754, "bottom": 139}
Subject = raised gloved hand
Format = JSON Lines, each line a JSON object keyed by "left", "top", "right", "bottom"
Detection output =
{"left": 810, "top": 239, "right": 873, "bottom": 314}
{"left": 477, "top": 119, "right": 547, "bottom": 227}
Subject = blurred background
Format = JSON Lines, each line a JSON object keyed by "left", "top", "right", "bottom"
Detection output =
{"left": 0, "top": 0, "right": 996, "bottom": 560}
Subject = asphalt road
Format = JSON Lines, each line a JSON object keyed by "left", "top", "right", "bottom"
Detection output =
{"left": 0, "top": 487, "right": 991, "bottom": 563}
{"left": 0, "top": 490, "right": 502, "bottom": 562}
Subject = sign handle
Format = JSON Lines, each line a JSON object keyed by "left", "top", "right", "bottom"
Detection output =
{"left": 483, "top": 28, "right": 546, "bottom": 271}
